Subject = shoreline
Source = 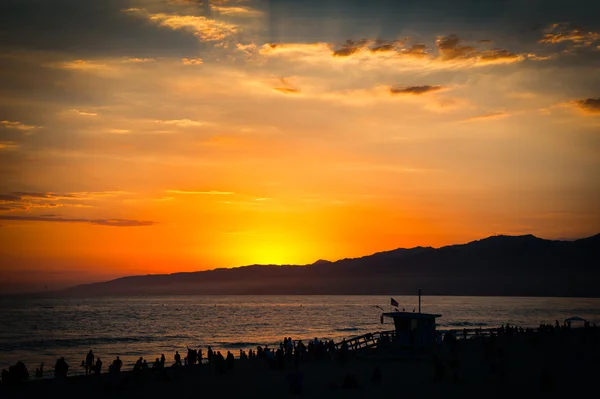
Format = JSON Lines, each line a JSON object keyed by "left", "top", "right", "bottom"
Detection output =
{"left": 2, "top": 327, "right": 599, "bottom": 398}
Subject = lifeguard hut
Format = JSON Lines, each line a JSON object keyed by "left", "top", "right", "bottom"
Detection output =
{"left": 381, "top": 289, "right": 441, "bottom": 348}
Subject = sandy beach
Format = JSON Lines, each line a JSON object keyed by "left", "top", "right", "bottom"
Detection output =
{"left": 2, "top": 327, "right": 599, "bottom": 398}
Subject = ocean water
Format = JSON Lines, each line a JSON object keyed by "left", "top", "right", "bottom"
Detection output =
{"left": 1, "top": 295, "right": 599, "bottom": 376}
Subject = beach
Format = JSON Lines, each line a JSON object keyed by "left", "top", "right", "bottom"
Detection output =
{"left": 2, "top": 327, "right": 599, "bottom": 398}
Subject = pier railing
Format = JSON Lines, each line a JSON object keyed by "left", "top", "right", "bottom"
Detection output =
{"left": 333, "top": 330, "right": 397, "bottom": 351}
{"left": 334, "top": 327, "right": 528, "bottom": 352}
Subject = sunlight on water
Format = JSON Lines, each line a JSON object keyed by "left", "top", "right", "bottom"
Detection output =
{"left": 1, "top": 295, "right": 599, "bottom": 375}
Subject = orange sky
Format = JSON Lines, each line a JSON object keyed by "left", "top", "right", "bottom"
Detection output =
{"left": 1, "top": 0, "right": 599, "bottom": 292}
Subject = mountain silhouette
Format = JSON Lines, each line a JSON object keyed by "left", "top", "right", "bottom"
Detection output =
{"left": 59, "top": 233, "right": 600, "bottom": 297}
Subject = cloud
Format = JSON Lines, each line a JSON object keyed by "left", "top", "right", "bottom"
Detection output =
{"left": 125, "top": 9, "right": 239, "bottom": 42}
{"left": 210, "top": 5, "right": 262, "bottom": 17}
{"left": 155, "top": 119, "right": 208, "bottom": 127}
{"left": 572, "top": 98, "right": 600, "bottom": 115}
{"left": 332, "top": 39, "right": 369, "bottom": 57}
{"left": 260, "top": 34, "right": 523, "bottom": 69}
{"left": 0, "top": 194, "right": 21, "bottom": 201}
{"left": 539, "top": 23, "right": 600, "bottom": 46}
{"left": 390, "top": 85, "right": 443, "bottom": 95}
{"left": 274, "top": 87, "right": 300, "bottom": 94}
{"left": 10, "top": 191, "right": 125, "bottom": 200}
{"left": 0, "top": 191, "right": 129, "bottom": 212}
{"left": 435, "top": 34, "right": 524, "bottom": 65}
{"left": 52, "top": 59, "right": 112, "bottom": 71}
{"left": 68, "top": 109, "right": 98, "bottom": 116}
{"left": 11, "top": 192, "right": 76, "bottom": 200}
{"left": 400, "top": 44, "right": 428, "bottom": 57}
{"left": 0, "top": 215, "right": 157, "bottom": 227}
{"left": 166, "top": 190, "right": 234, "bottom": 195}
{"left": 1, "top": 120, "right": 38, "bottom": 130}
{"left": 273, "top": 78, "right": 299, "bottom": 94}
{"left": 181, "top": 57, "right": 203, "bottom": 65}
{"left": 463, "top": 112, "right": 509, "bottom": 122}
{"left": 123, "top": 57, "right": 155, "bottom": 63}
{"left": 370, "top": 39, "right": 406, "bottom": 53}
{"left": 0, "top": 141, "right": 19, "bottom": 150}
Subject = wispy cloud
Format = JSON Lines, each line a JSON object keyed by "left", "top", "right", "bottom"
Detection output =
{"left": 123, "top": 57, "right": 156, "bottom": 63}
{"left": 52, "top": 59, "right": 111, "bottom": 71}
{"left": 9, "top": 191, "right": 127, "bottom": 200}
{"left": 274, "top": 87, "right": 300, "bottom": 94}
{"left": 166, "top": 190, "right": 234, "bottom": 195}
{"left": 67, "top": 109, "right": 98, "bottom": 117}
{"left": 0, "top": 191, "right": 130, "bottom": 212}
{"left": 0, "top": 215, "right": 157, "bottom": 227}
{"left": 124, "top": 9, "right": 239, "bottom": 42}
{"left": 155, "top": 119, "right": 209, "bottom": 127}
{"left": 1, "top": 120, "right": 38, "bottom": 130}
{"left": 0, "top": 141, "right": 19, "bottom": 150}
{"left": 463, "top": 112, "right": 509, "bottom": 122}
{"left": 260, "top": 34, "right": 524, "bottom": 69}
{"left": 390, "top": 85, "right": 443, "bottom": 95}
{"left": 539, "top": 23, "right": 600, "bottom": 46}
{"left": 435, "top": 34, "right": 524, "bottom": 65}
{"left": 181, "top": 58, "right": 204, "bottom": 65}
{"left": 210, "top": 5, "right": 262, "bottom": 17}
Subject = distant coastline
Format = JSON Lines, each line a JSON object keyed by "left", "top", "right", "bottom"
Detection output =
{"left": 5, "top": 233, "right": 600, "bottom": 298}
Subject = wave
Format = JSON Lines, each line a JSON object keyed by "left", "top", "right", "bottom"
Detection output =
{"left": 215, "top": 342, "right": 263, "bottom": 348}
{"left": 444, "top": 322, "right": 488, "bottom": 327}
{"left": 0, "top": 335, "right": 191, "bottom": 352}
{"left": 335, "top": 327, "right": 360, "bottom": 332}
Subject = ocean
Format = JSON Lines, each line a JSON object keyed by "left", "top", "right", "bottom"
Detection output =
{"left": 1, "top": 295, "right": 599, "bottom": 376}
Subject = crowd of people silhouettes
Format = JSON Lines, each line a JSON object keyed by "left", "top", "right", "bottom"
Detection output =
{"left": 1, "top": 320, "right": 598, "bottom": 390}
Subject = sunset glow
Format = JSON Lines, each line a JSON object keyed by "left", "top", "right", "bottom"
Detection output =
{"left": 1, "top": 0, "right": 599, "bottom": 293}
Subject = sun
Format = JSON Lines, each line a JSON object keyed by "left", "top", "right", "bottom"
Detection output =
{"left": 227, "top": 233, "right": 317, "bottom": 266}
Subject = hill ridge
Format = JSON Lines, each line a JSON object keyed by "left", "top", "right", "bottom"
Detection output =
{"left": 59, "top": 233, "right": 600, "bottom": 297}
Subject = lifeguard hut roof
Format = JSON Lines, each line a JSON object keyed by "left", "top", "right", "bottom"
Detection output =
{"left": 382, "top": 311, "right": 441, "bottom": 319}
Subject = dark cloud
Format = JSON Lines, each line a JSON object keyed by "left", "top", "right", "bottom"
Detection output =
{"left": 0, "top": 194, "right": 20, "bottom": 201}
{"left": 574, "top": 98, "right": 600, "bottom": 114}
{"left": 539, "top": 23, "right": 600, "bottom": 46}
{"left": 390, "top": 85, "right": 443, "bottom": 95}
{"left": 0, "top": 215, "right": 157, "bottom": 227}
{"left": 12, "top": 191, "right": 77, "bottom": 199}
{"left": 330, "top": 39, "right": 405, "bottom": 57}
{"left": 332, "top": 39, "right": 368, "bottom": 57}
{"left": 435, "top": 34, "right": 522, "bottom": 64}
{"left": 274, "top": 87, "right": 300, "bottom": 94}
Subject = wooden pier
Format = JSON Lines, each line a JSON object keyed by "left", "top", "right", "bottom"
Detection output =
{"left": 334, "top": 327, "right": 526, "bottom": 353}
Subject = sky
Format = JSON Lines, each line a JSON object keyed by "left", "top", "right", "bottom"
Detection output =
{"left": 0, "top": 0, "right": 599, "bottom": 293}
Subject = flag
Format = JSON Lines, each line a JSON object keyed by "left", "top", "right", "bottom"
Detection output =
{"left": 390, "top": 297, "right": 398, "bottom": 307}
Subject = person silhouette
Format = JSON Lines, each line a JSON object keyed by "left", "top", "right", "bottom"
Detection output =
{"left": 85, "top": 350, "right": 94, "bottom": 375}
{"left": 111, "top": 356, "right": 122, "bottom": 373}
{"left": 94, "top": 358, "right": 102, "bottom": 375}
